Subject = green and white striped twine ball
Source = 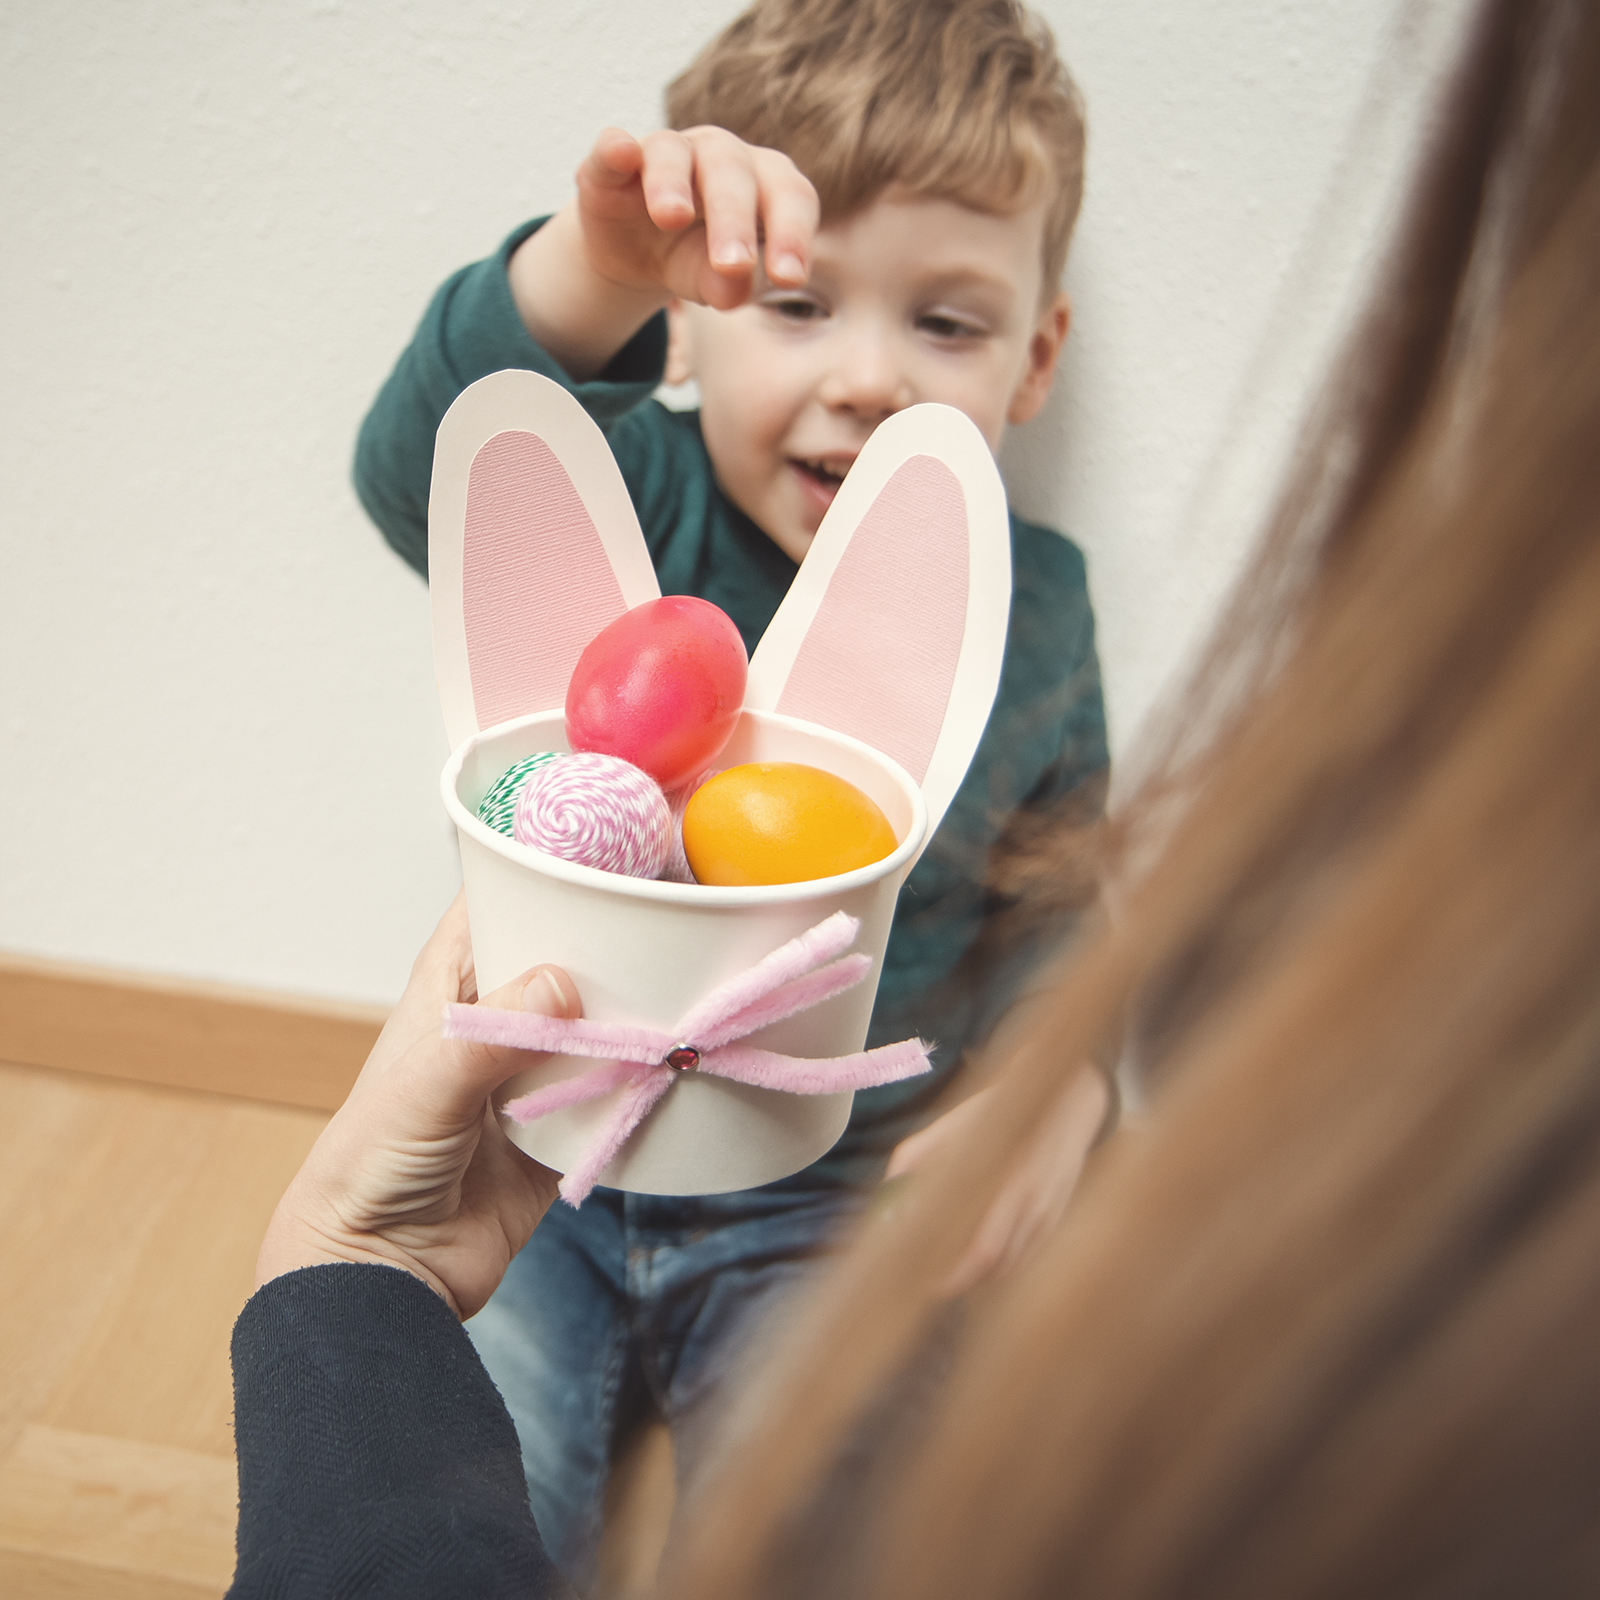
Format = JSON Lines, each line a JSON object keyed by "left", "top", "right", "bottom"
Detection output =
{"left": 477, "top": 751, "right": 561, "bottom": 837}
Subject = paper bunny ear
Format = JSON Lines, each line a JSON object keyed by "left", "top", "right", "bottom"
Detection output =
{"left": 429, "top": 370, "right": 661, "bottom": 749}
{"left": 746, "top": 404, "right": 1011, "bottom": 842}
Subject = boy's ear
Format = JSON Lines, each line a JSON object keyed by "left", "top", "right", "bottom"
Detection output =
{"left": 1006, "top": 291, "right": 1071, "bottom": 426}
{"left": 664, "top": 299, "right": 694, "bottom": 386}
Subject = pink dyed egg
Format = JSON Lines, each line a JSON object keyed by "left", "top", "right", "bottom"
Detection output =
{"left": 565, "top": 597, "right": 747, "bottom": 791}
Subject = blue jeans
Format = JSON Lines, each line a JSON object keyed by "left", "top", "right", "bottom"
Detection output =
{"left": 466, "top": 1182, "right": 866, "bottom": 1591}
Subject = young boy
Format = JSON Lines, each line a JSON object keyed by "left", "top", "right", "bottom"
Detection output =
{"left": 354, "top": 0, "right": 1109, "bottom": 1585}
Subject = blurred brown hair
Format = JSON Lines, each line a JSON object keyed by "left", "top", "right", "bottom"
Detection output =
{"left": 665, "top": 0, "right": 1086, "bottom": 297}
{"left": 668, "top": 1, "right": 1600, "bottom": 1594}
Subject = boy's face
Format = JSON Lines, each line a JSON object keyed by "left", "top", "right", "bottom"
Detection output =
{"left": 670, "top": 193, "right": 1070, "bottom": 565}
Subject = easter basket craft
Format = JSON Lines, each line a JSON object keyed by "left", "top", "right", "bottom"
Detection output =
{"left": 430, "top": 370, "right": 1011, "bottom": 1200}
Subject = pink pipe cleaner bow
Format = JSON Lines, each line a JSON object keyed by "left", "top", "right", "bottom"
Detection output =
{"left": 443, "top": 911, "right": 930, "bottom": 1205}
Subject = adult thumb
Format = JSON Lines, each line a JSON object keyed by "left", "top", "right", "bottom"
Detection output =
{"left": 427, "top": 963, "right": 583, "bottom": 1124}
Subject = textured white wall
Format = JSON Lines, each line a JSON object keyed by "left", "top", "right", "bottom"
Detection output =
{"left": 1, "top": 1, "right": 1460, "bottom": 1005}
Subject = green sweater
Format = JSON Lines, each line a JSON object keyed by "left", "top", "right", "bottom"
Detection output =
{"left": 354, "top": 220, "right": 1109, "bottom": 1185}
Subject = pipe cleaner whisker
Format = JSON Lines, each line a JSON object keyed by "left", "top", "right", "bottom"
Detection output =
{"left": 501, "top": 1057, "right": 641, "bottom": 1123}
{"left": 440, "top": 912, "right": 930, "bottom": 1207}
{"left": 557, "top": 1069, "right": 677, "bottom": 1205}
{"left": 672, "top": 911, "right": 861, "bottom": 1039}
{"left": 698, "top": 1038, "right": 932, "bottom": 1094}
{"left": 689, "top": 954, "right": 873, "bottom": 1050}
{"left": 444, "top": 1007, "right": 667, "bottom": 1063}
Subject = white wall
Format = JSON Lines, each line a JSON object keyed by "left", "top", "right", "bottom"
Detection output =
{"left": 0, "top": 0, "right": 1461, "bottom": 1006}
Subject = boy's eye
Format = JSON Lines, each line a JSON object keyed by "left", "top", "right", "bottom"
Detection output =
{"left": 763, "top": 294, "right": 827, "bottom": 323}
{"left": 918, "top": 312, "right": 987, "bottom": 341}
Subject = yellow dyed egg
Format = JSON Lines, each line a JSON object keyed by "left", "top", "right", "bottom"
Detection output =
{"left": 682, "top": 762, "right": 899, "bottom": 886}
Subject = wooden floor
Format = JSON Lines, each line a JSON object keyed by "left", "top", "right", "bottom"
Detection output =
{"left": 0, "top": 1057, "right": 328, "bottom": 1598}
{"left": 0, "top": 1052, "right": 677, "bottom": 1599}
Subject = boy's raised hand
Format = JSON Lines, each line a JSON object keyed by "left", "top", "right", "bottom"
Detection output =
{"left": 886, "top": 1063, "right": 1111, "bottom": 1297}
{"left": 579, "top": 125, "right": 818, "bottom": 309}
{"left": 510, "top": 125, "right": 818, "bottom": 380}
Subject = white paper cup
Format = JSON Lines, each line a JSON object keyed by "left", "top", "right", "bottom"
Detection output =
{"left": 441, "top": 707, "right": 928, "bottom": 1195}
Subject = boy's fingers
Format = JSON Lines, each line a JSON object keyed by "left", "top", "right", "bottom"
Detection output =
{"left": 687, "top": 129, "right": 759, "bottom": 275}
{"left": 885, "top": 1119, "right": 940, "bottom": 1181}
{"left": 753, "top": 149, "right": 818, "bottom": 285}
{"left": 583, "top": 126, "right": 646, "bottom": 187}
{"left": 944, "top": 1166, "right": 1034, "bottom": 1296}
{"left": 885, "top": 1088, "right": 990, "bottom": 1180}
{"left": 638, "top": 128, "right": 697, "bottom": 230}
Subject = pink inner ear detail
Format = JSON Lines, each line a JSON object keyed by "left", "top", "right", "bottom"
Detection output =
{"left": 462, "top": 430, "right": 627, "bottom": 731}
{"left": 776, "top": 455, "right": 969, "bottom": 783}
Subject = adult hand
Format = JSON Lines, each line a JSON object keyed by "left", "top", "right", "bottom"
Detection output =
{"left": 255, "top": 894, "right": 580, "bottom": 1319}
{"left": 573, "top": 124, "right": 819, "bottom": 310}
{"left": 886, "top": 1062, "right": 1111, "bottom": 1297}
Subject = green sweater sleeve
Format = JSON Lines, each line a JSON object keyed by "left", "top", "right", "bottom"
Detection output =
{"left": 352, "top": 219, "right": 669, "bottom": 579}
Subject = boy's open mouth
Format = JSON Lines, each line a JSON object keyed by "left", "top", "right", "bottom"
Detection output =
{"left": 790, "top": 456, "right": 853, "bottom": 513}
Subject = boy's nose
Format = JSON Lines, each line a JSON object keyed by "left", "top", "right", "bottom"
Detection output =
{"left": 818, "top": 333, "right": 912, "bottom": 419}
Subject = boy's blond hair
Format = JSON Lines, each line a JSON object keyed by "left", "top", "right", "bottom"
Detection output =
{"left": 665, "top": 0, "right": 1086, "bottom": 299}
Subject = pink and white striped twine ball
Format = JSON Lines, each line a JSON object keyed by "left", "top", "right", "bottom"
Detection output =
{"left": 657, "top": 768, "right": 718, "bottom": 885}
{"left": 513, "top": 752, "right": 672, "bottom": 879}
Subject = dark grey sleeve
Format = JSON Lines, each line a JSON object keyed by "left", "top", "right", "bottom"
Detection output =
{"left": 229, "top": 1262, "right": 575, "bottom": 1600}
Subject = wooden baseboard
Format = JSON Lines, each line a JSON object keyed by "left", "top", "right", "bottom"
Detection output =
{"left": 0, "top": 953, "right": 389, "bottom": 1112}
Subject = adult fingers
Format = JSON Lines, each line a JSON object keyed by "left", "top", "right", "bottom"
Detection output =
{"left": 350, "top": 932, "right": 582, "bottom": 1140}
{"left": 420, "top": 962, "right": 583, "bottom": 1128}
{"left": 464, "top": 1100, "right": 562, "bottom": 1237}
{"left": 424, "top": 890, "right": 475, "bottom": 996}
{"left": 345, "top": 892, "right": 472, "bottom": 1086}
